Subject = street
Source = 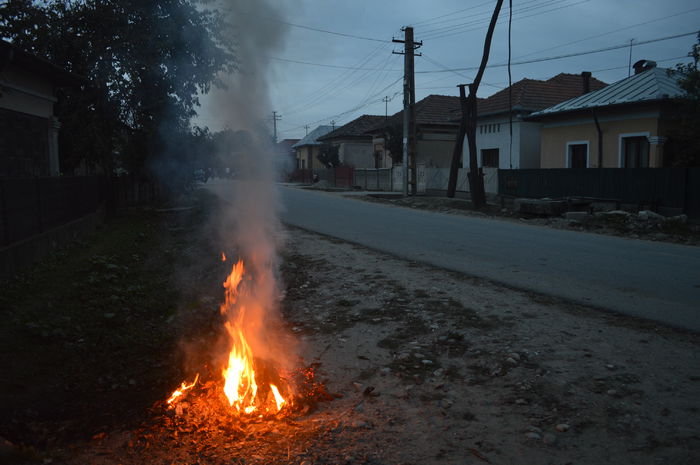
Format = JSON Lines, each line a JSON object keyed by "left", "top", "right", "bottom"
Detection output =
{"left": 259, "top": 185, "right": 700, "bottom": 332}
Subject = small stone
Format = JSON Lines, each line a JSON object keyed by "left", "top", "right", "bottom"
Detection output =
{"left": 380, "top": 367, "right": 391, "bottom": 374}
{"left": 414, "top": 353, "right": 425, "bottom": 358}
{"left": 516, "top": 398, "right": 528, "bottom": 405}
{"left": 128, "top": 379, "right": 136, "bottom": 385}
{"left": 526, "top": 425, "right": 543, "bottom": 433}
{"left": 352, "top": 382, "right": 363, "bottom": 392}
{"left": 555, "top": 423, "right": 570, "bottom": 432}
{"left": 543, "top": 433, "right": 557, "bottom": 445}
{"left": 508, "top": 352, "right": 521, "bottom": 361}
{"left": 524, "top": 432, "right": 541, "bottom": 440}
{"left": 605, "top": 364, "right": 616, "bottom": 370}
{"left": 505, "top": 357, "right": 518, "bottom": 366}
{"left": 351, "top": 420, "right": 370, "bottom": 428}
{"left": 607, "top": 389, "right": 618, "bottom": 396}
{"left": 421, "top": 359, "right": 434, "bottom": 365}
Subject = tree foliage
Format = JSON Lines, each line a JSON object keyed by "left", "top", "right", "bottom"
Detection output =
{"left": 666, "top": 34, "right": 700, "bottom": 167}
{"left": 317, "top": 142, "right": 340, "bottom": 168}
{"left": 0, "top": 0, "right": 235, "bottom": 179}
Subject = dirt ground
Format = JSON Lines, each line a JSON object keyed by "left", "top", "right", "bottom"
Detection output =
{"left": 1, "top": 190, "right": 698, "bottom": 465}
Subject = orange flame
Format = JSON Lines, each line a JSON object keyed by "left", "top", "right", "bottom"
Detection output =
{"left": 221, "top": 252, "right": 226, "bottom": 262}
{"left": 219, "top": 259, "right": 290, "bottom": 414}
{"left": 167, "top": 374, "right": 199, "bottom": 405}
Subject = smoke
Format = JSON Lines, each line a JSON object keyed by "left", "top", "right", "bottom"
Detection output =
{"left": 205, "top": 1, "right": 297, "bottom": 372}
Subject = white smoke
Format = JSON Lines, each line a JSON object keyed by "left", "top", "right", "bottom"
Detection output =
{"left": 206, "top": 0, "right": 297, "bottom": 372}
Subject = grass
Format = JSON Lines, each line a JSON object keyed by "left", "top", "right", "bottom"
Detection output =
{"left": 0, "top": 201, "right": 202, "bottom": 449}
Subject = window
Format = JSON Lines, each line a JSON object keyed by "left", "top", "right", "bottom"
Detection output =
{"left": 621, "top": 135, "right": 650, "bottom": 168}
{"left": 481, "top": 148, "right": 499, "bottom": 168}
{"left": 567, "top": 142, "right": 588, "bottom": 168}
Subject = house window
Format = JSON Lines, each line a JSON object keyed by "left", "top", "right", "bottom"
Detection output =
{"left": 567, "top": 141, "right": 588, "bottom": 168}
{"left": 482, "top": 148, "right": 499, "bottom": 168}
{"left": 621, "top": 135, "right": 650, "bottom": 168}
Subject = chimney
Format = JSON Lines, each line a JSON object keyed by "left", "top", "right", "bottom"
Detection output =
{"left": 633, "top": 59, "right": 657, "bottom": 75}
{"left": 581, "top": 71, "right": 591, "bottom": 94}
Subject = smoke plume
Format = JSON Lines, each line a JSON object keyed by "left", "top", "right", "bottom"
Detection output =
{"left": 205, "top": 1, "right": 296, "bottom": 372}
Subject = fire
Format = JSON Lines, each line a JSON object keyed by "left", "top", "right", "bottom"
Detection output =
{"left": 167, "top": 374, "right": 199, "bottom": 405}
{"left": 167, "top": 258, "right": 292, "bottom": 416}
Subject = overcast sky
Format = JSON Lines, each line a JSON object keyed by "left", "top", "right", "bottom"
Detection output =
{"left": 197, "top": 0, "right": 700, "bottom": 140}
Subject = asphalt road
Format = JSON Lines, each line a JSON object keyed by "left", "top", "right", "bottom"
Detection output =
{"left": 209, "top": 181, "right": 700, "bottom": 332}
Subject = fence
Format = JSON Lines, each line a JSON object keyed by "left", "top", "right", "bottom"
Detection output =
{"left": 498, "top": 168, "right": 700, "bottom": 217}
{"left": 354, "top": 168, "right": 392, "bottom": 191}
{"left": 0, "top": 176, "right": 107, "bottom": 247}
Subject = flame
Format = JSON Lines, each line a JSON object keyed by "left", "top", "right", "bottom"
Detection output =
{"left": 221, "top": 252, "right": 226, "bottom": 262}
{"left": 167, "top": 374, "right": 199, "bottom": 405}
{"left": 165, "top": 258, "right": 291, "bottom": 416}
{"left": 219, "top": 259, "right": 290, "bottom": 414}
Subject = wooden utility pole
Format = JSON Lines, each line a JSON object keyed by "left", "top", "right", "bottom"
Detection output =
{"left": 446, "top": 0, "right": 503, "bottom": 207}
{"left": 272, "top": 111, "right": 281, "bottom": 142}
{"left": 393, "top": 27, "right": 421, "bottom": 196}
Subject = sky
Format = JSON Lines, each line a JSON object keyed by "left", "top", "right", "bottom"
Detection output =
{"left": 196, "top": 0, "right": 700, "bottom": 140}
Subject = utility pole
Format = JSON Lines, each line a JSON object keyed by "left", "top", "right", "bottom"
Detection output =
{"left": 382, "top": 96, "right": 391, "bottom": 119}
{"left": 271, "top": 111, "right": 281, "bottom": 142}
{"left": 393, "top": 26, "right": 422, "bottom": 196}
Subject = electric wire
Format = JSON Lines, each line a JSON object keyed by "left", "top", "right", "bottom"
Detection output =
{"left": 415, "top": 31, "right": 699, "bottom": 74}
{"left": 280, "top": 20, "right": 389, "bottom": 43}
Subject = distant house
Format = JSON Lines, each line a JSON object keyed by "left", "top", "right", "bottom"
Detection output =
{"left": 528, "top": 61, "right": 683, "bottom": 168}
{"left": 292, "top": 125, "right": 333, "bottom": 172}
{"left": 316, "top": 115, "right": 384, "bottom": 168}
{"left": 468, "top": 72, "right": 607, "bottom": 173}
{"left": 0, "top": 40, "right": 81, "bottom": 177}
{"left": 367, "top": 95, "right": 461, "bottom": 168}
{"left": 274, "top": 138, "right": 299, "bottom": 180}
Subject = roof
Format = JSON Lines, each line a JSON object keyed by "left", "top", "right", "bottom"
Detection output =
{"left": 317, "top": 115, "right": 384, "bottom": 141}
{"left": 478, "top": 73, "right": 607, "bottom": 116}
{"left": 292, "top": 125, "right": 333, "bottom": 148}
{"left": 276, "top": 139, "right": 299, "bottom": 153}
{"left": 530, "top": 68, "right": 682, "bottom": 118}
{"left": 367, "top": 95, "right": 461, "bottom": 133}
{"left": 0, "top": 40, "right": 83, "bottom": 87}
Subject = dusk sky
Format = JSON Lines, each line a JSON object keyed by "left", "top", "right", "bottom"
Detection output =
{"left": 197, "top": 0, "right": 700, "bottom": 140}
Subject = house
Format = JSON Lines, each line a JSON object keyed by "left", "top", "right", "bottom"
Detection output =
{"left": 467, "top": 72, "right": 608, "bottom": 173}
{"left": 316, "top": 114, "right": 384, "bottom": 168}
{"left": 0, "top": 40, "right": 82, "bottom": 177}
{"left": 274, "top": 138, "right": 299, "bottom": 180}
{"left": 528, "top": 61, "right": 683, "bottom": 168}
{"left": 292, "top": 125, "right": 333, "bottom": 172}
{"left": 366, "top": 95, "right": 461, "bottom": 168}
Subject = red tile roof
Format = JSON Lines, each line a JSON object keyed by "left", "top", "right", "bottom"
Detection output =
{"left": 478, "top": 73, "right": 607, "bottom": 115}
{"left": 318, "top": 115, "right": 385, "bottom": 141}
{"left": 366, "top": 95, "right": 462, "bottom": 133}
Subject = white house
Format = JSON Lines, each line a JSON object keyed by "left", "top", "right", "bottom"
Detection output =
{"left": 463, "top": 73, "right": 607, "bottom": 192}
{"left": 0, "top": 40, "right": 81, "bottom": 177}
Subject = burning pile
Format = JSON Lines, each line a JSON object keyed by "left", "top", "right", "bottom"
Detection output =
{"left": 164, "top": 256, "right": 333, "bottom": 428}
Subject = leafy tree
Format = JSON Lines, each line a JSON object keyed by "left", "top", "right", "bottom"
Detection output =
{"left": 317, "top": 142, "right": 340, "bottom": 168}
{"left": 0, "top": 0, "right": 235, "bottom": 182}
{"left": 666, "top": 34, "right": 700, "bottom": 167}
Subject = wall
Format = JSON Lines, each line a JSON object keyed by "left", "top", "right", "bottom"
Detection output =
{"left": 462, "top": 115, "right": 543, "bottom": 170}
{"left": 0, "top": 64, "right": 55, "bottom": 118}
{"left": 416, "top": 133, "right": 456, "bottom": 168}
{"left": 339, "top": 140, "right": 374, "bottom": 168}
{"left": 540, "top": 111, "right": 662, "bottom": 168}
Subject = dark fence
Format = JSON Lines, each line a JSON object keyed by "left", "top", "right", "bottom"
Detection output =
{"left": 0, "top": 176, "right": 107, "bottom": 247}
{"left": 498, "top": 168, "right": 700, "bottom": 217}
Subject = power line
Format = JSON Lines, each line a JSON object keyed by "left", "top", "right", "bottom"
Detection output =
{"left": 415, "top": 31, "right": 699, "bottom": 74}
{"left": 268, "top": 55, "right": 400, "bottom": 72}
{"left": 422, "top": 0, "right": 590, "bottom": 41}
{"left": 281, "top": 20, "right": 389, "bottom": 43}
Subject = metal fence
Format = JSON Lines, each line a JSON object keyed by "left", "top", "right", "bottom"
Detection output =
{"left": 498, "top": 168, "right": 700, "bottom": 217}
{"left": 354, "top": 168, "right": 392, "bottom": 191}
{"left": 0, "top": 176, "right": 107, "bottom": 247}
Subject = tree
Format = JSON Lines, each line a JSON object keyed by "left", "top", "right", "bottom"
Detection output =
{"left": 0, "top": 0, "right": 236, "bottom": 182}
{"left": 317, "top": 142, "right": 340, "bottom": 168}
{"left": 665, "top": 34, "right": 700, "bottom": 167}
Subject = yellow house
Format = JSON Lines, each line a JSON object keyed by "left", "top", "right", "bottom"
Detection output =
{"left": 528, "top": 62, "right": 683, "bottom": 169}
{"left": 292, "top": 125, "right": 333, "bottom": 172}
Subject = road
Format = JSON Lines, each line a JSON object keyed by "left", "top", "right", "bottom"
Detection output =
{"left": 210, "top": 181, "right": 700, "bottom": 332}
